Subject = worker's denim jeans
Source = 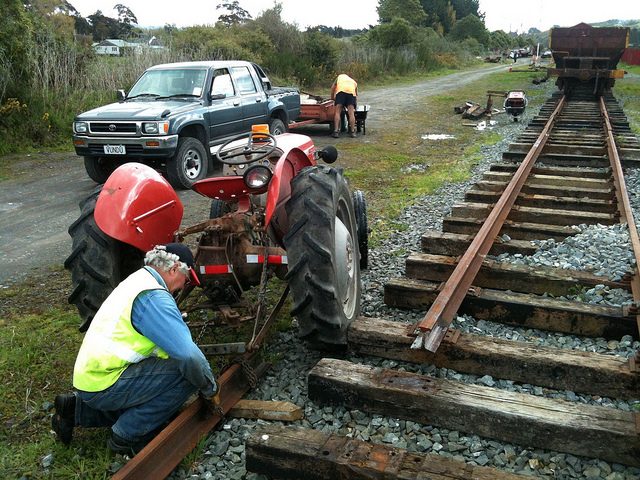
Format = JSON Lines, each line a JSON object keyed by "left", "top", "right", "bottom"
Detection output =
{"left": 75, "top": 357, "right": 197, "bottom": 441}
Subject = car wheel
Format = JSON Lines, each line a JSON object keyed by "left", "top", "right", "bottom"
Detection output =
{"left": 167, "top": 137, "right": 209, "bottom": 189}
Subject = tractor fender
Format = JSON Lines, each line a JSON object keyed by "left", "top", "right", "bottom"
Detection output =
{"left": 264, "top": 145, "right": 315, "bottom": 229}
{"left": 95, "top": 162, "right": 184, "bottom": 252}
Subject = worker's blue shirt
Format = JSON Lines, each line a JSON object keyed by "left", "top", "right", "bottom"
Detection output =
{"left": 131, "top": 267, "right": 217, "bottom": 398}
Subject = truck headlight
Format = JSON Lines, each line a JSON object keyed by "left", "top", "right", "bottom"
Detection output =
{"left": 142, "top": 121, "right": 169, "bottom": 135}
{"left": 74, "top": 121, "right": 88, "bottom": 133}
{"left": 244, "top": 164, "right": 272, "bottom": 189}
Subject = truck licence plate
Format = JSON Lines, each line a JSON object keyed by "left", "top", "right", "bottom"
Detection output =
{"left": 104, "top": 145, "right": 126, "bottom": 155}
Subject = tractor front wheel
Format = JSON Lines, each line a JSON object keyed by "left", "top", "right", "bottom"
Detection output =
{"left": 284, "top": 166, "right": 361, "bottom": 349}
{"left": 64, "top": 187, "right": 143, "bottom": 331}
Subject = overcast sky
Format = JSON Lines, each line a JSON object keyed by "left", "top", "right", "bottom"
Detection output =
{"left": 69, "top": 0, "right": 640, "bottom": 33}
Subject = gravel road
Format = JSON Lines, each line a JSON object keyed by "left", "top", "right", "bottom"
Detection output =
{"left": 0, "top": 63, "right": 507, "bottom": 287}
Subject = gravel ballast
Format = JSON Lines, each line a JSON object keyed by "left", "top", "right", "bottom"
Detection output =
{"left": 168, "top": 103, "right": 640, "bottom": 480}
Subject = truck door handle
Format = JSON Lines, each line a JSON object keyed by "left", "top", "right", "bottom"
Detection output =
{"left": 255, "top": 98, "right": 262, "bottom": 103}
{"left": 233, "top": 101, "right": 240, "bottom": 106}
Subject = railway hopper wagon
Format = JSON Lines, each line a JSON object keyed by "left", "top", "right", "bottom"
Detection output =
{"left": 548, "top": 22, "right": 629, "bottom": 96}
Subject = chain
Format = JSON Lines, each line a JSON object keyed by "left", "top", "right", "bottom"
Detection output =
{"left": 231, "top": 356, "right": 258, "bottom": 389}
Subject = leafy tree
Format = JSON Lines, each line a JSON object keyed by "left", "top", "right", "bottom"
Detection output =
{"left": 377, "top": 0, "right": 427, "bottom": 26}
{"left": 0, "top": 0, "right": 35, "bottom": 99}
{"left": 487, "top": 29, "right": 514, "bottom": 51}
{"left": 303, "top": 31, "right": 339, "bottom": 74}
{"left": 450, "top": 0, "right": 482, "bottom": 20}
{"left": 216, "top": 1, "right": 252, "bottom": 27}
{"left": 253, "top": 3, "right": 302, "bottom": 54}
{"left": 420, "top": 0, "right": 456, "bottom": 35}
{"left": 115, "top": 4, "right": 137, "bottom": 25}
{"left": 369, "top": 17, "right": 414, "bottom": 48}
{"left": 449, "top": 14, "right": 488, "bottom": 45}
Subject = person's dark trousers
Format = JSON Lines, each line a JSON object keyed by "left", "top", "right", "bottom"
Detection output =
{"left": 75, "top": 357, "right": 196, "bottom": 443}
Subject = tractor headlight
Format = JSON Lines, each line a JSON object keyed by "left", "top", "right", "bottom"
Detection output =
{"left": 74, "top": 121, "right": 88, "bottom": 134}
{"left": 142, "top": 121, "right": 169, "bottom": 135}
{"left": 243, "top": 164, "right": 272, "bottom": 189}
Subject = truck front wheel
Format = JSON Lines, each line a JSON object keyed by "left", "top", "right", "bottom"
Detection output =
{"left": 167, "top": 137, "right": 209, "bottom": 189}
{"left": 284, "top": 166, "right": 361, "bottom": 349}
{"left": 84, "top": 156, "right": 116, "bottom": 184}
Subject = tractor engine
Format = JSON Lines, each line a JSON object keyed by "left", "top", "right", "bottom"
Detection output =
{"left": 187, "top": 209, "right": 288, "bottom": 304}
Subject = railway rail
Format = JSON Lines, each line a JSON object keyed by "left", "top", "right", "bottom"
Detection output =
{"left": 112, "top": 89, "right": 640, "bottom": 479}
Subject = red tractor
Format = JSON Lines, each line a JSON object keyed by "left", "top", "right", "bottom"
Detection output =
{"left": 65, "top": 127, "right": 367, "bottom": 350}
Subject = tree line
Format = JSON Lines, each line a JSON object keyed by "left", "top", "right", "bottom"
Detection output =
{"left": 0, "top": 0, "right": 536, "bottom": 154}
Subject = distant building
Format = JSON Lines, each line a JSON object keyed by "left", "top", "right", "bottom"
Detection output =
{"left": 93, "top": 37, "right": 165, "bottom": 56}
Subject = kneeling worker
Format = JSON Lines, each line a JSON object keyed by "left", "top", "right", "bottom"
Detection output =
{"left": 331, "top": 73, "right": 358, "bottom": 138}
{"left": 52, "top": 243, "right": 218, "bottom": 455}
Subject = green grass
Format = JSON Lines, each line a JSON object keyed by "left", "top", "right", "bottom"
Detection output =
{"left": 615, "top": 64, "right": 640, "bottom": 134}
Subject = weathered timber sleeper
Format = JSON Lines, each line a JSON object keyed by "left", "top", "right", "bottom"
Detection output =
{"left": 348, "top": 317, "right": 640, "bottom": 399}
{"left": 246, "top": 425, "right": 530, "bottom": 480}
{"left": 308, "top": 358, "right": 640, "bottom": 466}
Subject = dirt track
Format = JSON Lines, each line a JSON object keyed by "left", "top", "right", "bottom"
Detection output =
{"left": 0, "top": 63, "right": 507, "bottom": 286}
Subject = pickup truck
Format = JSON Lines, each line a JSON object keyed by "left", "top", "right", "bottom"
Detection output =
{"left": 72, "top": 60, "right": 300, "bottom": 189}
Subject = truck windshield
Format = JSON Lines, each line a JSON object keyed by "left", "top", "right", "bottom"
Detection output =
{"left": 127, "top": 68, "right": 208, "bottom": 99}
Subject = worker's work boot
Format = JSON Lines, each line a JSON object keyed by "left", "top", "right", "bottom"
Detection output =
{"left": 331, "top": 131, "right": 339, "bottom": 138}
{"left": 349, "top": 129, "right": 357, "bottom": 138}
{"left": 51, "top": 392, "right": 76, "bottom": 445}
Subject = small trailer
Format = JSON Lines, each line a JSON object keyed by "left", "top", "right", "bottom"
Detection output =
{"left": 289, "top": 92, "right": 369, "bottom": 135}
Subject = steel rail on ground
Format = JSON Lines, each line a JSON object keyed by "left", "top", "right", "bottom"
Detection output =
{"left": 600, "top": 96, "right": 640, "bottom": 336}
{"left": 412, "top": 95, "right": 567, "bottom": 353}
{"left": 111, "top": 356, "right": 268, "bottom": 480}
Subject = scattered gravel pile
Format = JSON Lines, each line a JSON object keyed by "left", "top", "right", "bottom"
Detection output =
{"left": 169, "top": 104, "right": 640, "bottom": 479}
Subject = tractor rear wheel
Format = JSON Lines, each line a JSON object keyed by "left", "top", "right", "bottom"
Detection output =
{"left": 64, "top": 186, "right": 144, "bottom": 331}
{"left": 284, "top": 166, "right": 361, "bottom": 349}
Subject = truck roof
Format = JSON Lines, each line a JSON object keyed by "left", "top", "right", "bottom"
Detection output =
{"left": 146, "top": 60, "right": 255, "bottom": 70}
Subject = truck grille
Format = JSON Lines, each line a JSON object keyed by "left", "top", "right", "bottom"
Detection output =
{"left": 89, "top": 122, "right": 137, "bottom": 134}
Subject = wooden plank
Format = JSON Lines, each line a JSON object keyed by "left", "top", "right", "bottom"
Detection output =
{"left": 405, "top": 253, "right": 628, "bottom": 296}
{"left": 420, "top": 230, "right": 537, "bottom": 256}
{"left": 383, "top": 277, "right": 636, "bottom": 339}
{"left": 483, "top": 171, "right": 611, "bottom": 189}
{"left": 229, "top": 400, "right": 303, "bottom": 421}
{"left": 465, "top": 190, "right": 616, "bottom": 213}
{"left": 451, "top": 202, "right": 617, "bottom": 226}
{"left": 489, "top": 163, "right": 610, "bottom": 179}
{"left": 443, "top": 216, "right": 576, "bottom": 241}
{"left": 508, "top": 142, "right": 606, "bottom": 156}
{"left": 348, "top": 317, "right": 640, "bottom": 400}
{"left": 501, "top": 151, "right": 610, "bottom": 168}
{"left": 308, "top": 358, "right": 640, "bottom": 467}
{"left": 473, "top": 180, "right": 613, "bottom": 200}
{"left": 246, "top": 425, "right": 529, "bottom": 480}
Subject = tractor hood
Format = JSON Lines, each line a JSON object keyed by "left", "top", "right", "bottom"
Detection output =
{"left": 75, "top": 99, "right": 201, "bottom": 121}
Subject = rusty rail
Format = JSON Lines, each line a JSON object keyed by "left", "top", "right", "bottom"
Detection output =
{"left": 112, "top": 355, "right": 267, "bottom": 480}
{"left": 413, "top": 95, "right": 567, "bottom": 353}
{"left": 600, "top": 96, "right": 640, "bottom": 336}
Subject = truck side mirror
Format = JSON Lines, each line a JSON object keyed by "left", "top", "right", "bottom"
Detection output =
{"left": 117, "top": 89, "right": 126, "bottom": 102}
{"left": 209, "top": 93, "right": 226, "bottom": 101}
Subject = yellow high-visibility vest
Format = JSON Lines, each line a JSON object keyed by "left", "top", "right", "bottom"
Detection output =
{"left": 73, "top": 268, "right": 169, "bottom": 392}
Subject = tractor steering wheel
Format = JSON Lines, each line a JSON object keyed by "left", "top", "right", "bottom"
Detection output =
{"left": 215, "top": 132, "right": 277, "bottom": 166}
